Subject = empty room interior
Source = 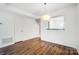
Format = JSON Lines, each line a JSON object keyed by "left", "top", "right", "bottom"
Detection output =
{"left": 0, "top": 3, "right": 79, "bottom": 55}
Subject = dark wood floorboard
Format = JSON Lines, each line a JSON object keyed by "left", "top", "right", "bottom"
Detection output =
{"left": 0, "top": 37, "right": 78, "bottom": 55}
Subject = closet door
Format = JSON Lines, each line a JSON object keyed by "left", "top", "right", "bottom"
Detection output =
{"left": 14, "top": 17, "right": 24, "bottom": 42}
{"left": 0, "top": 16, "right": 14, "bottom": 47}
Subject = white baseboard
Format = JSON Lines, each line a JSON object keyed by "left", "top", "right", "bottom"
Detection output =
{"left": 0, "top": 42, "right": 14, "bottom": 48}
{"left": 0, "top": 38, "right": 27, "bottom": 48}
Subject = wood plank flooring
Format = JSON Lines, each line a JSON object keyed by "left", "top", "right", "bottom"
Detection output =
{"left": 0, "top": 37, "right": 78, "bottom": 55}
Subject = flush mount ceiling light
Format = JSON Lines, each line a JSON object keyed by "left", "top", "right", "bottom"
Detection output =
{"left": 41, "top": 14, "right": 50, "bottom": 21}
{"left": 44, "top": 3, "right": 47, "bottom": 5}
{"left": 40, "top": 3, "right": 50, "bottom": 21}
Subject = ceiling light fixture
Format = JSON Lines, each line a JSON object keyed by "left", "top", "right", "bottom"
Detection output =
{"left": 40, "top": 3, "right": 50, "bottom": 21}
{"left": 41, "top": 14, "right": 50, "bottom": 21}
{"left": 44, "top": 3, "right": 47, "bottom": 5}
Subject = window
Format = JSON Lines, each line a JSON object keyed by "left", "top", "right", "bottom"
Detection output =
{"left": 48, "top": 16, "right": 64, "bottom": 30}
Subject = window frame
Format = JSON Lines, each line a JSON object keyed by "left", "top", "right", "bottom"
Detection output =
{"left": 47, "top": 16, "right": 64, "bottom": 30}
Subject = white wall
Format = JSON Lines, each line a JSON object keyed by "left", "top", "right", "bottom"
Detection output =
{"left": 76, "top": 4, "right": 79, "bottom": 52}
{"left": 41, "top": 5, "right": 78, "bottom": 49}
{"left": 0, "top": 9, "right": 39, "bottom": 47}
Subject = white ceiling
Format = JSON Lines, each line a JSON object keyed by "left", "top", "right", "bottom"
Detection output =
{"left": 0, "top": 3, "right": 75, "bottom": 19}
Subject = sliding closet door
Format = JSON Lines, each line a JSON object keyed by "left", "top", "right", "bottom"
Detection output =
{"left": 14, "top": 16, "right": 24, "bottom": 42}
{"left": 14, "top": 15, "right": 39, "bottom": 42}
{"left": 0, "top": 13, "right": 14, "bottom": 47}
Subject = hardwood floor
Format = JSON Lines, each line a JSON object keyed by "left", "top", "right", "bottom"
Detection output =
{"left": 0, "top": 37, "right": 78, "bottom": 55}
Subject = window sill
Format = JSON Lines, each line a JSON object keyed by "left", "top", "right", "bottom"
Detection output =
{"left": 47, "top": 28, "right": 65, "bottom": 30}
